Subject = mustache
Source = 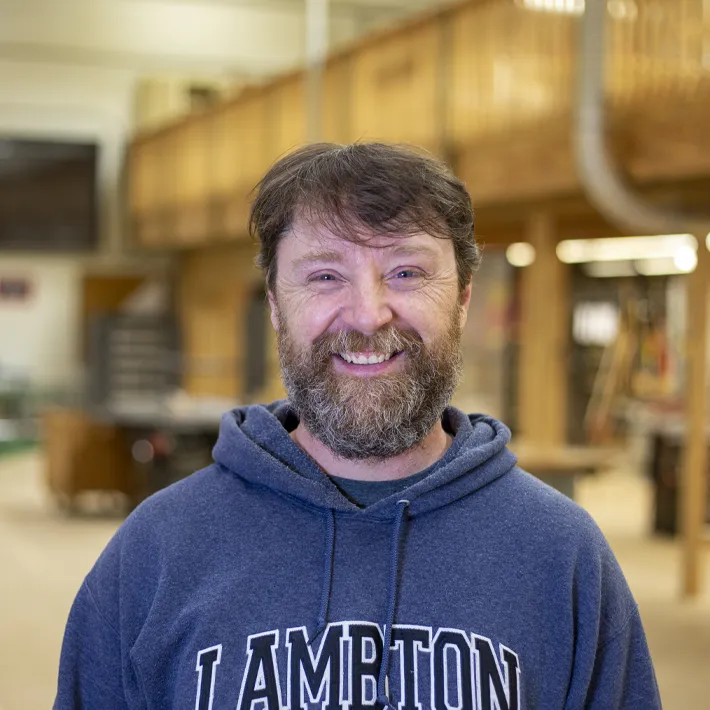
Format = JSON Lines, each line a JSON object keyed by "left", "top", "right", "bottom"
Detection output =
{"left": 311, "top": 327, "right": 424, "bottom": 358}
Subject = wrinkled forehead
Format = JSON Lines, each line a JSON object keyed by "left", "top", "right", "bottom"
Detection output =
{"left": 281, "top": 215, "right": 452, "bottom": 261}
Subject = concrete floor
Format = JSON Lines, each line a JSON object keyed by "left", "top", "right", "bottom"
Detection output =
{"left": 1, "top": 450, "right": 709, "bottom": 709}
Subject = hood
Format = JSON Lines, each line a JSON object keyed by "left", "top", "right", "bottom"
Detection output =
{"left": 212, "top": 399, "right": 518, "bottom": 520}
{"left": 212, "top": 400, "right": 519, "bottom": 709}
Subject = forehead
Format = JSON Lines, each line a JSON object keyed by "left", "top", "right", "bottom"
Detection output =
{"left": 278, "top": 218, "right": 453, "bottom": 266}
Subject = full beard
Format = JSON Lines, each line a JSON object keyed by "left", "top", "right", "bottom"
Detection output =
{"left": 275, "top": 307, "right": 463, "bottom": 461}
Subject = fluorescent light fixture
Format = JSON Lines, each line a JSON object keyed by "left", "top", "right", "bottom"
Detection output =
{"left": 607, "top": 0, "right": 639, "bottom": 20}
{"left": 573, "top": 302, "right": 620, "bottom": 346}
{"left": 673, "top": 246, "right": 698, "bottom": 273}
{"left": 582, "top": 261, "right": 637, "bottom": 278}
{"left": 635, "top": 257, "right": 694, "bottom": 277}
{"left": 706, "top": 233, "right": 710, "bottom": 251}
{"left": 516, "top": 0, "right": 585, "bottom": 14}
{"left": 506, "top": 242, "right": 536, "bottom": 267}
{"left": 557, "top": 234, "right": 698, "bottom": 263}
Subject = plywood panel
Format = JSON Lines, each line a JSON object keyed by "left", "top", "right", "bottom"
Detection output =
{"left": 322, "top": 57, "right": 352, "bottom": 144}
{"left": 164, "top": 116, "right": 211, "bottom": 246}
{"left": 173, "top": 115, "right": 210, "bottom": 203}
{"left": 211, "top": 90, "right": 271, "bottom": 239}
{"left": 350, "top": 21, "right": 442, "bottom": 150}
{"left": 457, "top": 114, "right": 579, "bottom": 205}
{"left": 214, "top": 90, "right": 271, "bottom": 193}
{"left": 43, "top": 409, "right": 137, "bottom": 501}
{"left": 157, "top": 126, "right": 180, "bottom": 213}
{"left": 449, "top": 1, "right": 574, "bottom": 145}
{"left": 178, "top": 242, "right": 272, "bottom": 399}
{"left": 129, "top": 133, "right": 173, "bottom": 247}
{"left": 127, "top": 140, "right": 154, "bottom": 217}
{"left": 271, "top": 76, "right": 308, "bottom": 159}
{"left": 209, "top": 103, "right": 237, "bottom": 198}
{"left": 458, "top": 77, "right": 710, "bottom": 207}
{"left": 237, "top": 91, "right": 271, "bottom": 189}
{"left": 81, "top": 274, "right": 146, "bottom": 360}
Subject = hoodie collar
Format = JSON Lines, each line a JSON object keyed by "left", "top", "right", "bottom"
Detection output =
{"left": 212, "top": 400, "right": 518, "bottom": 519}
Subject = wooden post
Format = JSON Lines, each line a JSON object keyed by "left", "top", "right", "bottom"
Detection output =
{"left": 517, "top": 212, "right": 570, "bottom": 446}
{"left": 681, "top": 239, "right": 709, "bottom": 597}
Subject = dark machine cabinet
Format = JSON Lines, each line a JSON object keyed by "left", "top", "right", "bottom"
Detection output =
{"left": 650, "top": 434, "right": 710, "bottom": 536}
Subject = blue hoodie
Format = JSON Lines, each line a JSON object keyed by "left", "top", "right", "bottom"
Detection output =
{"left": 55, "top": 402, "right": 661, "bottom": 709}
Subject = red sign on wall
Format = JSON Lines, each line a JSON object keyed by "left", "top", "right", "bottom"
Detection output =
{"left": 0, "top": 277, "right": 32, "bottom": 301}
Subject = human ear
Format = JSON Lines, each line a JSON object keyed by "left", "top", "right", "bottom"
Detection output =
{"left": 267, "top": 291, "right": 279, "bottom": 332}
{"left": 458, "top": 282, "right": 472, "bottom": 329}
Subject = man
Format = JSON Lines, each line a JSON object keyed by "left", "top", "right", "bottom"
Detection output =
{"left": 56, "top": 143, "right": 661, "bottom": 709}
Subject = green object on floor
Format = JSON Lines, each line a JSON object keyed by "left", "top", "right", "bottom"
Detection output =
{"left": 0, "top": 439, "right": 37, "bottom": 459}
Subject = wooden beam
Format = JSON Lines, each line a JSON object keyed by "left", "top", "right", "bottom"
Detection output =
{"left": 178, "top": 243, "right": 263, "bottom": 399}
{"left": 517, "top": 212, "right": 570, "bottom": 446}
{"left": 681, "top": 239, "right": 710, "bottom": 597}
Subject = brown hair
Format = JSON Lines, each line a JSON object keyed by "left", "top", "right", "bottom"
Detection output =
{"left": 248, "top": 142, "right": 480, "bottom": 292}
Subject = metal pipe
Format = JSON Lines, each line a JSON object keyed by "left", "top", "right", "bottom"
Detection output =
{"left": 574, "top": 0, "right": 710, "bottom": 236}
{"left": 306, "top": 0, "right": 329, "bottom": 143}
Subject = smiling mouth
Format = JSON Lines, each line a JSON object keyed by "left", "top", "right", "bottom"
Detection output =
{"left": 336, "top": 351, "right": 402, "bottom": 365}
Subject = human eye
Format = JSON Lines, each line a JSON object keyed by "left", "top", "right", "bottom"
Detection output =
{"left": 390, "top": 267, "right": 426, "bottom": 282}
{"left": 307, "top": 271, "right": 342, "bottom": 287}
{"left": 388, "top": 267, "right": 426, "bottom": 290}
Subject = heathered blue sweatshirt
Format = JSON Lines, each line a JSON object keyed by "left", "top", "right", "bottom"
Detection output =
{"left": 55, "top": 402, "right": 661, "bottom": 709}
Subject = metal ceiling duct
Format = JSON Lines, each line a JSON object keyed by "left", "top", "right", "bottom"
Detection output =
{"left": 574, "top": 0, "right": 710, "bottom": 236}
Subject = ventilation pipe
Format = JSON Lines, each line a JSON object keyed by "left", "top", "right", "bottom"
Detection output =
{"left": 574, "top": 0, "right": 710, "bottom": 235}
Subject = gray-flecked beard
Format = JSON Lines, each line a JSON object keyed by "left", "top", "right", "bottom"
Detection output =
{"left": 275, "top": 307, "right": 463, "bottom": 461}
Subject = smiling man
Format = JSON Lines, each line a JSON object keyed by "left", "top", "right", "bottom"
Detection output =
{"left": 55, "top": 143, "right": 661, "bottom": 709}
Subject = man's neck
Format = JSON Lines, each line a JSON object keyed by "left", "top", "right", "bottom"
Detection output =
{"left": 290, "top": 422, "right": 452, "bottom": 482}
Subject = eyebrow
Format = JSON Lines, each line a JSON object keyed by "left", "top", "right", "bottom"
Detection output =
{"left": 292, "top": 249, "right": 345, "bottom": 270}
{"left": 293, "top": 243, "right": 440, "bottom": 270}
{"left": 387, "top": 243, "right": 441, "bottom": 261}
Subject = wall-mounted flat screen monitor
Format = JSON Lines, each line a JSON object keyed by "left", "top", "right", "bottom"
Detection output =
{"left": 0, "top": 138, "right": 98, "bottom": 251}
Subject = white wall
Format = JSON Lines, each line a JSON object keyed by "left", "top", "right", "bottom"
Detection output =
{"left": 0, "top": 57, "right": 170, "bottom": 389}
{"left": 0, "top": 0, "right": 364, "bottom": 77}
{"left": 0, "top": 257, "right": 82, "bottom": 389}
{"left": 0, "top": 59, "right": 136, "bottom": 255}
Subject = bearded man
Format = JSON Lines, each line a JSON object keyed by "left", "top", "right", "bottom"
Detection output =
{"left": 55, "top": 143, "right": 661, "bottom": 710}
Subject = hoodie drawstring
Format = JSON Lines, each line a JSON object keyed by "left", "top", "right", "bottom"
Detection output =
{"left": 377, "top": 499, "right": 410, "bottom": 710}
{"left": 311, "top": 508, "right": 336, "bottom": 646}
{"left": 311, "top": 500, "right": 410, "bottom": 710}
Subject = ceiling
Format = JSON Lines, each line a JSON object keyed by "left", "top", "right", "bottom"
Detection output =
{"left": 0, "top": 0, "right": 455, "bottom": 79}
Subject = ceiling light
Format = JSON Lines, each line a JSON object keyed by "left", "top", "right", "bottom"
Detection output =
{"left": 582, "top": 261, "right": 637, "bottom": 278}
{"left": 506, "top": 242, "right": 536, "bottom": 267}
{"left": 634, "top": 257, "right": 692, "bottom": 276}
{"left": 673, "top": 246, "right": 698, "bottom": 273}
{"left": 515, "top": 0, "right": 585, "bottom": 14}
{"left": 557, "top": 234, "right": 697, "bottom": 263}
{"left": 607, "top": 0, "right": 638, "bottom": 20}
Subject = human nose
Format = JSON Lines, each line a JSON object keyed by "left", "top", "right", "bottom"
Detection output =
{"left": 340, "top": 278, "right": 394, "bottom": 335}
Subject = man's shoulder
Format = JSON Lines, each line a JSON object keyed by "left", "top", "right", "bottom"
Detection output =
{"left": 138, "top": 462, "right": 230, "bottom": 509}
{"left": 484, "top": 466, "right": 610, "bottom": 550}
{"left": 119, "top": 463, "right": 245, "bottom": 540}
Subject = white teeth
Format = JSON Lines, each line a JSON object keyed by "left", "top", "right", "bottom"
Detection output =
{"left": 339, "top": 352, "right": 394, "bottom": 365}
